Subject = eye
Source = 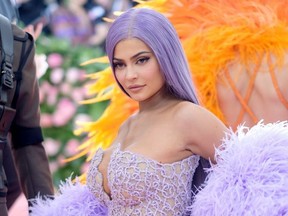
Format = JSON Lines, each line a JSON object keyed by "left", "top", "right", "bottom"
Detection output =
{"left": 136, "top": 57, "right": 150, "bottom": 65}
{"left": 113, "top": 62, "right": 125, "bottom": 69}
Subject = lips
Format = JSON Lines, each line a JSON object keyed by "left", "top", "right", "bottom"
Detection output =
{"left": 127, "top": 84, "right": 145, "bottom": 92}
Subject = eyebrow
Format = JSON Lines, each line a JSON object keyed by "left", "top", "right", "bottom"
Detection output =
{"left": 113, "top": 51, "right": 151, "bottom": 61}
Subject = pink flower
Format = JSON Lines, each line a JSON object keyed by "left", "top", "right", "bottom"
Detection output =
{"left": 50, "top": 68, "right": 64, "bottom": 84}
{"left": 82, "top": 80, "right": 96, "bottom": 98}
{"left": 49, "top": 161, "right": 60, "bottom": 174}
{"left": 40, "top": 113, "right": 53, "bottom": 128}
{"left": 39, "top": 81, "right": 51, "bottom": 103}
{"left": 59, "top": 83, "right": 72, "bottom": 95}
{"left": 43, "top": 138, "right": 60, "bottom": 156}
{"left": 66, "top": 68, "right": 81, "bottom": 84}
{"left": 47, "top": 53, "right": 63, "bottom": 68}
{"left": 71, "top": 87, "right": 85, "bottom": 102}
{"left": 78, "top": 69, "right": 87, "bottom": 82}
{"left": 52, "top": 98, "right": 77, "bottom": 126}
{"left": 46, "top": 86, "right": 59, "bottom": 106}
{"left": 65, "top": 139, "right": 80, "bottom": 156}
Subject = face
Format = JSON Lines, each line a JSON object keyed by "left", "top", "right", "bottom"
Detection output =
{"left": 113, "top": 38, "right": 165, "bottom": 102}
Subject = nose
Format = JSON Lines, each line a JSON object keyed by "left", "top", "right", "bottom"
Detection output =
{"left": 125, "top": 66, "right": 137, "bottom": 80}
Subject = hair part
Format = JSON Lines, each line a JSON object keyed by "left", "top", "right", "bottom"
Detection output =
{"left": 105, "top": 8, "right": 199, "bottom": 104}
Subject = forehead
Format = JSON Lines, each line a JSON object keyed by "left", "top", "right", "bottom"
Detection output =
{"left": 114, "top": 38, "right": 152, "bottom": 58}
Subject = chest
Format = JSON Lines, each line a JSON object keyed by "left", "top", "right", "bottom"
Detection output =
{"left": 120, "top": 115, "right": 182, "bottom": 151}
{"left": 107, "top": 148, "right": 199, "bottom": 205}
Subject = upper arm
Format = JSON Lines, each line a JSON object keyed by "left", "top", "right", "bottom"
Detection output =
{"left": 10, "top": 31, "right": 44, "bottom": 148}
{"left": 177, "top": 104, "right": 228, "bottom": 163}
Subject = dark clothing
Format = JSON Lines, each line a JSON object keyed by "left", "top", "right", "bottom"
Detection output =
{"left": 192, "top": 157, "right": 210, "bottom": 196}
{"left": 17, "top": 0, "right": 47, "bottom": 26}
{"left": 2, "top": 141, "right": 21, "bottom": 209}
{"left": 0, "top": 24, "right": 54, "bottom": 211}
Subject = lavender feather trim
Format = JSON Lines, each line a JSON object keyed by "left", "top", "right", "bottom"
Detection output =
{"left": 29, "top": 177, "right": 107, "bottom": 216}
{"left": 189, "top": 121, "right": 288, "bottom": 215}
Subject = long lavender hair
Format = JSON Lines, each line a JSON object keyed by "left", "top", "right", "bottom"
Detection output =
{"left": 106, "top": 8, "right": 199, "bottom": 104}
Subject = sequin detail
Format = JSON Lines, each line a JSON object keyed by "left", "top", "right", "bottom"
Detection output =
{"left": 87, "top": 144, "right": 199, "bottom": 215}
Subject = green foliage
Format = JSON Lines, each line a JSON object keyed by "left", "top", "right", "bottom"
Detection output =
{"left": 35, "top": 35, "right": 108, "bottom": 185}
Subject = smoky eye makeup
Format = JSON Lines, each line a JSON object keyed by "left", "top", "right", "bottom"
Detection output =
{"left": 112, "top": 60, "right": 125, "bottom": 69}
{"left": 136, "top": 56, "right": 150, "bottom": 64}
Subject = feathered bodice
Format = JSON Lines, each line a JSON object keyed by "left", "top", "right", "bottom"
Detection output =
{"left": 87, "top": 143, "right": 199, "bottom": 215}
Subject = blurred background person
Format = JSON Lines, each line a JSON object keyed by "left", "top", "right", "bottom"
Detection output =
{"left": 49, "top": 0, "right": 94, "bottom": 46}
{"left": 85, "top": 0, "right": 133, "bottom": 48}
{"left": 16, "top": 0, "right": 56, "bottom": 34}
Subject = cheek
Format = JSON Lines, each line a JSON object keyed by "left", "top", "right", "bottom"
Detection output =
{"left": 144, "top": 66, "right": 163, "bottom": 82}
{"left": 152, "top": 71, "right": 165, "bottom": 88}
{"left": 114, "top": 71, "right": 125, "bottom": 84}
{"left": 156, "top": 75, "right": 165, "bottom": 88}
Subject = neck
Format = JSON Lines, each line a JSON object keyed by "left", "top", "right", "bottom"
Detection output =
{"left": 138, "top": 87, "right": 177, "bottom": 114}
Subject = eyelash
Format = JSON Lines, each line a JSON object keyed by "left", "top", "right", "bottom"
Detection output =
{"left": 136, "top": 57, "right": 150, "bottom": 64}
{"left": 113, "top": 57, "right": 150, "bottom": 69}
{"left": 113, "top": 62, "right": 124, "bottom": 69}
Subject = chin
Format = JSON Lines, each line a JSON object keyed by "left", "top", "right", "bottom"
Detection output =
{"left": 131, "top": 97, "right": 146, "bottom": 102}
{"left": 130, "top": 94, "right": 150, "bottom": 102}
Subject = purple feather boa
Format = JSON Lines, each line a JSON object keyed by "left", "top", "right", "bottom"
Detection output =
{"left": 189, "top": 121, "right": 288, "bottom": 215}
{"left": 29, "top": 177, "right": 107, "bottom": 216}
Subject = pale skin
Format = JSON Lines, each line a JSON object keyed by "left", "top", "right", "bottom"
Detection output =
{"left": 24, "top": 22, "right": 43, "bottom": 40}
{"left": 98, "top": 38, "right": 228, "bottom": 197}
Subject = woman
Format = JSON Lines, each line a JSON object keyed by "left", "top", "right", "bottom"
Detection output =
{"left": 30, "top": 7, "right": 227, "bottom": 215}
{"left": 50, "top": 1, "right": 288, "bottom": 215}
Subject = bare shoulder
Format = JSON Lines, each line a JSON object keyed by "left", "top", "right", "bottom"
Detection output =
{"left": 113, "top": 113, "right": 136, "bottom": 144}
{"left": 118, "top": 113, "right": 136, "bottom": 133}
{"left": 173, "top": 101, "right": 220, "bottom": 126}
{"left": 173, "top": 101, "right": 227, "bottom": 161}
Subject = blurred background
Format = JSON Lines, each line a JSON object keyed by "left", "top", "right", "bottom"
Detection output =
{"left": 14, "top": 0, "right": 136, "bottom": 186}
